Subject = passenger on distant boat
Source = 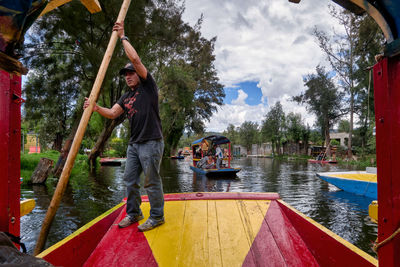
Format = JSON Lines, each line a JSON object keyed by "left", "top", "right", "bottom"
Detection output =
{"left": 201, "top": 139, "right": 209, "bottom": 155}
{"left": 197, "top": 155, "right": 214, "bottom": 169}
{"left": 215, "top": 144, "right": 223, "bottom": 169}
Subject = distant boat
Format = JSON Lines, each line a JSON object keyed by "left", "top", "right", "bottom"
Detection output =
{"left": 190, "top": 135, "right": 241, "bottom": 177}
{"left": 99, "top": 157, "right": 126, "bottom": 166}
{"left": 190, "top": 165, "right": 241, "bottom": 177}
{"left": 170, "top": 155, "right": 184, "bottom": 159}
{"left": 317, "top": 171, "right": 377, "bottom": 199}
{"left": 308, "top": 159, "right": 337, "bottom": 164}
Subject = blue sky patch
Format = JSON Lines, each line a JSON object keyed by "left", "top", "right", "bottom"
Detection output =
{"left": 224, "top": 81, "right": 263, "bottom": 106}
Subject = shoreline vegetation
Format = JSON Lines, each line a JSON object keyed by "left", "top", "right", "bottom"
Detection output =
{"left": 20, "top": 150, "right": 93, "bottom": 185}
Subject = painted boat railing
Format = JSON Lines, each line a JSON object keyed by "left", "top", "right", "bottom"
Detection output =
{"left": 37, "top": 192, "right": 377, "bottom": 267}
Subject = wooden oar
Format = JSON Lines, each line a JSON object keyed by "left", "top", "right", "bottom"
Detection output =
{"left": 34, "top": 0, "right": 132, "bottom": 255}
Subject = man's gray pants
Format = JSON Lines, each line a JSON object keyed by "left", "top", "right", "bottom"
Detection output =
{"left": 124, "top": 139, "right": 164, "bottom": 220}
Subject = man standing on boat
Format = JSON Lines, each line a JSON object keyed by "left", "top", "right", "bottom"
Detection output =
{"left": 84, "top": 21, "right": 165, "bottom": 232}
{"left": 215, "top": 144, "right": 223, "bottom": 169}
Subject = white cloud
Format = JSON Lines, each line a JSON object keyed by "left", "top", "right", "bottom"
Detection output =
{"left": 231, "top": 89, "right": 248, "bottom": 105}
{"left": 182, "top": 0, "right": 342, "bottom": 132}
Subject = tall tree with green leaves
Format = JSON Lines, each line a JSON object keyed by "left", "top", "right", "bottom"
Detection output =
{"left": 293, "top": 65, "right": 343, "bottom": 156}
{"left": 223, "top": 124, "right": 239, "bottom": 145}
{"left": 239, "top": 121, "right": 259, "bottom": 154}
{"left": 313, "top": 6, "right": 361, "bottom": 158}
{"left": 261, "top": 101, "right": 285, "bottom": 155}
{"left": 286, "top": 112, "right": 306, "bottom": 154}
{"left": 353, "top": 15, "right": 384, "bottom": 150}
{"left": 23, "top": 0, "right": 224, "bottom": 165}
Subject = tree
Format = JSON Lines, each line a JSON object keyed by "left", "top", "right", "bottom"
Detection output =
{"left": 338, "top": 119, "right": 350, "bottom": 132}
{"left": 293, "top": 65, "right": 343, "bottom": 157}
{"left": 353, "top": 15, "right": 384, "bottom": 150}
{"left": 223, "top": 124, "right": 239, "bottom": 145}
{"left": 261, "top": 102, "right": 285, "bottom": 155}
{"left": 23, "top": 0, "right": 224, "bottom": 166}
{"left": 286, "top": 112, "right": 306, "bottom": 154}
{"left": 239, "top": 121, "right": 259, "bottom": 154}
{"left": 313, "top": 6, "right": 360, "bottom": 158}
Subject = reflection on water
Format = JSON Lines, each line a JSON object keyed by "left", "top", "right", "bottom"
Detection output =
{"left": 21, "top": 157, "right": 377, "bottom": 256}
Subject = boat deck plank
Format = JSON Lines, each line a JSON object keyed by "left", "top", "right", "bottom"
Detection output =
{"left": 207, "top": 200, "right": 222, "bottom": 267}
{"left": 144, "top": 201, "right": 186, "bottom": 266}
{"left": 84, "top": 196, "right": 367, "bottom": 266}
{"left": 42, "top": 192, "right": 378, "bottom": 267}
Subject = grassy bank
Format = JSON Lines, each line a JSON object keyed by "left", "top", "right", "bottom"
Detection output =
{"left": 21, "top": 150, "right": 91, "bottom": 185}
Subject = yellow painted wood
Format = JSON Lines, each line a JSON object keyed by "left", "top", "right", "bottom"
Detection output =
{"left": 207, "top": 200, "right": 222, "bottom": 267}
{"left": 277, "top": 200, "right": 378, "bottom": 266}
{"left": 327, "top": 173, "right": 377, "bottom": 182}
{"left": 143, "top": 199, "right": 267, "bottom": 267}
{"left": 40, "top": 0, "right": 71, "bottom": 17}
{"left": 215, "top": 200, "right": 252, "bottom": 267}
{"left": 80, "top": 0, "right": 101, "bottom": 13}
{"left": 39, "top": 0, "right": 101, "bottom": 17}
{"left": 179, "top": 200, "right": 209, "bottom": 266}
{"left": 369, "top": 200, "right": 378, "bottom": 224}
{"left": 240, "top": 200, "right": 270, "bottom": 239}
{"left": 143, "top": 201, "right": 185, "bottom": 266}
{"left": 20, "top": 199, "right": 35, "bottom": 217}
{"left": 256, "top": 200, "right": 271, "bottom": 215}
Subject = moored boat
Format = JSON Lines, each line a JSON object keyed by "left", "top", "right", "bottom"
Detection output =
{"left": 317, "top": 171, "right": 377, "bottom": 199}
{"left": 308, "top": 159, "right": 338, "bottom": 164}
{"left": 99, "top": 157, "right": 126, "bottom": 166}
{"left": 170, "top": 155, "right": 184, "bottom": 159}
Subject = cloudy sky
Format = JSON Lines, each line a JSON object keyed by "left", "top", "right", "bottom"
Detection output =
{"left": 181, "top": 0, "right": 343, "bottom": 132}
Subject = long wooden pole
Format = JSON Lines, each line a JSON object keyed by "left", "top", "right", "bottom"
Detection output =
{"left": 34, "top": 0, "right": 131, "bottom": 255}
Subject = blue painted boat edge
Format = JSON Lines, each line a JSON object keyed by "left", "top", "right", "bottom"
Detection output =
{"left": 190, "top": 165, "right": 241, "bottom": 176}
{"left": 317, "top": 174, "right": 377, "bottom": 199}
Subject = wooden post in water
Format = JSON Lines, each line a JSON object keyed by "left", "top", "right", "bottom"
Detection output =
{"left": 34, "top": 0, "right": 132, "bottom": 255}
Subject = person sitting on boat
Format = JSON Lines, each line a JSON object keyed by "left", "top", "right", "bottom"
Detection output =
{"left": 84, "top": 21, "right": 165, "bottom": 232}
{"left": 201, "top": 139, "right": 209, "bottom": 155}
{"left": 177, "top": 150, "right": 183, "bottom": 157}
{"left": 205, "top": 155, "right": 215, "bottom": 169}
{"left": 215, "top": 144, "right": 223, "bottom": 169}
{"left": 195, "top": 147, "right": 202, "bottom": 158}
{"left": 196, "top": 156, "right": 207, "bottom": 168}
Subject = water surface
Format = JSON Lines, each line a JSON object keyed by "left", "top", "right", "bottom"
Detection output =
{"left": 21, "top": 157, "right": 377, "bottom": 257}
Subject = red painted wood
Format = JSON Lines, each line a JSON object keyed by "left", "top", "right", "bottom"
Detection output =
{"left": 278, "top": 201, "right": 376, "bottom": 266}
{"left": 374, "top": 56, "right": 400, "bottom": 267}
{"left": 42, "top": 204, "right": 124, "bottom": 267}
{"left": 84, "top": 207, "right": 157, "bottom": 267}
{"left": 243, "top": 204, "right": 286, "bottom": 266}
{"left": 0, "top": 70, "right": 21, "bottom": 238}
{"left": 265, "top": 201, "right": 319, "bottom": 266}
{"left": 161, "top": 192, "right": 280, "bottom": 201}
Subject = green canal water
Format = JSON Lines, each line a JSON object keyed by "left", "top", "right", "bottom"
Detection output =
{"left": 21, "top": 157, "right": 377, "bottom": 257}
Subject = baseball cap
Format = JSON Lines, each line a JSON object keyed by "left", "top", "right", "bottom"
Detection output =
{"left": 119, "top": 62, "right": 136, "bottom": 75}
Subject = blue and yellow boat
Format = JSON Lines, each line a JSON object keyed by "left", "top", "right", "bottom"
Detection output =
{"left": 317, "top": 171, "right": 377, "bottom": 199}
{"left": 190, "top": 135, "right": 241, "bottom": 177}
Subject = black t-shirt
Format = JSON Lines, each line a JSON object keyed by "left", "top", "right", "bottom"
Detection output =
{"left": 117, "top": 72, "right": 163, "bottom": 144}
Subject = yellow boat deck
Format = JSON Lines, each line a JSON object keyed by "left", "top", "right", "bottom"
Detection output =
{"left": 40, "top": 193, "right": 377, "bottom": 267}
